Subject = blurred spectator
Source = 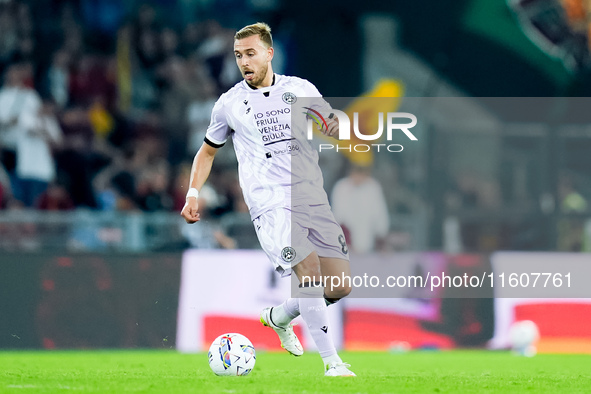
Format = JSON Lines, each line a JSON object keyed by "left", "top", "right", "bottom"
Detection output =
{"left": 196, "top": 20, "right": 240, "bottom": 91}
{"left": 159, "top": 56, "right": 193, "bottom": 164}
{"left": 559, "top": 176, "right": 588, "bottom": 213}
{"left": 0, "top": 3, "right": 18, "bottom": 72}
{"left": 136, "top": 161, "right": 174, "bottom": 212}
{"left": 207, "top": 170, "right": 244, "bottom": 217}
{"left": 60, "top": 4, "right": 85, "bottom": 59}
{"left": 44, "top": 49, "right": 71, "bottom": 108}
{"left": 36, "top": 181, "right": 75, "bottom": 211}
{"left": 0, "top": 2, "right": 34, "bottom": 66}
{"left": 60, "top": 105, "right": 95, "bottom": 145}
{"left": 15, "top": 2, "right": 33, "bottom": 35}
{"left": 0, "top": 160, "right": 12, "bottom": 208}
{"left": 136, "top": 29, "right": 162, "bottom": 73}
{"left": 14, "top": 97, "right": 63, "bottom": 207}
{"left": 69, "top": 54, "right": 117, "bottom": 109}
{"left": 376, "top": 162, "right": 424, "bottom": 215}
{"left": 180, "top": 22, "right": 202, "bottom": 57}
{"left": 131, "top": 4, "right": 162, "bottom": 74}
{"left": 444, "top": 172, "right": 486, "bottom": 252}
{"left": 557, "top": 176, "right": 588, "bottom": 251}
{"left": 93, "top": 145, "right": 140, "bottom": 211}
{"left": 445, "top": 172, "right": 480, "bottom": 210}
{"left": 13, "top": 35, "right": 36, "bottom": 65}
{"left": 56, "top": 133, "right": 111, "bottom": 208}
{"left": 186, "top": 60, "right": 217, "bottom": 155}
{"left": 0, "top": 64, "right": 42, "bottom": 188}
{"left": 331, "top": 164, "right": 390, "bottom": 253}
{"left": 133, "top": 4, "right": 160, "bottom": 38}
{"left": 445, "top": 171, "right": 501, "bottom": 212}
{"left": 88, "top": 96, "right": 116, "bottom": 141}
{"left": 130, "top": 110, "right": 166, "bottom": 151}
{"left": 161, "top": 27, "right": 180, "bottom": 58}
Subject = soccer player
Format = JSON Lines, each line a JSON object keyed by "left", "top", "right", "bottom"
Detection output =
{"left": 181, "top": 22, "right": 355, "bottom": 377}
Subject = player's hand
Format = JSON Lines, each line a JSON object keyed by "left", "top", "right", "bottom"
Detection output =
{"left": 181, "top": 197, "right": 200, "bottom": 224}
{"left": 323, "top": 116, "right": 339, "bottom": 138}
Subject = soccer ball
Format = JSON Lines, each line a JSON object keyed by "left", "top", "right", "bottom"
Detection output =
{"left": 208, "top": 333, "right": 256, "bottom": 376}
{"left": 509, "top": 320, "right": 540, "bottom": 357}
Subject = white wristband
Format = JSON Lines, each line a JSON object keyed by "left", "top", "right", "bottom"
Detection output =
{"left": 186, "top": 188, "right": 199, "bottom": 199}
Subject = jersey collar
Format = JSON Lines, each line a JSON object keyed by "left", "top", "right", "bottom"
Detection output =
{"left": 245, "top": 74, "right": 276, "bottom": 91}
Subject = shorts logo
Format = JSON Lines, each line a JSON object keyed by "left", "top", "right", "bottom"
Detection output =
{"left": 282, "top": 92, "right": 297, "bottom": 105}
{"left": 281, "top": 246, "right": 296, "bottom": 262}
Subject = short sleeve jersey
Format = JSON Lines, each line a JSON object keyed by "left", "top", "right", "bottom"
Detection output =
{"left": 205, "top": 74, "right": 332, "bottom": 220}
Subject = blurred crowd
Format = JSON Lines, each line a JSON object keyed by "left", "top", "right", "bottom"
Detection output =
{"left": 0, "top": 0, "right": 251, "bottom": 217}
{"left": 0, "top": 0, "right": 424, "bottom": 253}
{"left": 0, "top": 1, "right": 586, "bottom": 254}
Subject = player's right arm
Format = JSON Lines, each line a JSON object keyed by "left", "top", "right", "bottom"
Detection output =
{"left": 181, "top": 94, "right": 230, "bottom": 224}
{"left": 180, "top": 143, "right": 218, "bottom": 224}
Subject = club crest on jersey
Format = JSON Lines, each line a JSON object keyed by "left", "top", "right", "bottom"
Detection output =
{"left": 281, "top": 246, "right": 296, "bottom": 262}
{"left": 282, "top": 92, "right": 297, "bottom": 105}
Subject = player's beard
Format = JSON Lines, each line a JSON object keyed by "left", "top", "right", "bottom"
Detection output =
{"left": 249, "top": 63, "right": 269, "bottom": 87}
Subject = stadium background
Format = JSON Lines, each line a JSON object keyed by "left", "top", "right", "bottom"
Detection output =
{"left": 1, "top": 0, "right": 590, "bottom": 356}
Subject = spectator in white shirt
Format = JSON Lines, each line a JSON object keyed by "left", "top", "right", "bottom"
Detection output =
{"left": 0, "top": 64, "right": 41, "bottom": 176}
{"left": 14, "top": 97, "right": 63, "bottom": 206}
{"left": 331, "top": 164, "right": 390, "bottom": 254}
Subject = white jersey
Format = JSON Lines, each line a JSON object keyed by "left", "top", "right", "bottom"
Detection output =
{"left": 205, "top": 74, "right": 331, "bottom": 220}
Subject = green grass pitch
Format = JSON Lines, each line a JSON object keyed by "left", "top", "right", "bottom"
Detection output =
{"left": 1, "top": 350, "right": 591, "bottom": 393}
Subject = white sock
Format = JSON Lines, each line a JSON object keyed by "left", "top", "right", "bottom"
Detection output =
{"left": 270, "top": 298, "right": 300, "bottom": 327}
{"left": 298, "top": 284, "right": 337, "bottom": 359}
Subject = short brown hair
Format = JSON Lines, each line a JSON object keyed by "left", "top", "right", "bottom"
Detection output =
{"left": 234, "top": 22, "right": 273, "bottom": 48}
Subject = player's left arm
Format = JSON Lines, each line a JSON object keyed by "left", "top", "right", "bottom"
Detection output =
{"left": 304, "top": 79, "right": 339, "bottom": 138}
